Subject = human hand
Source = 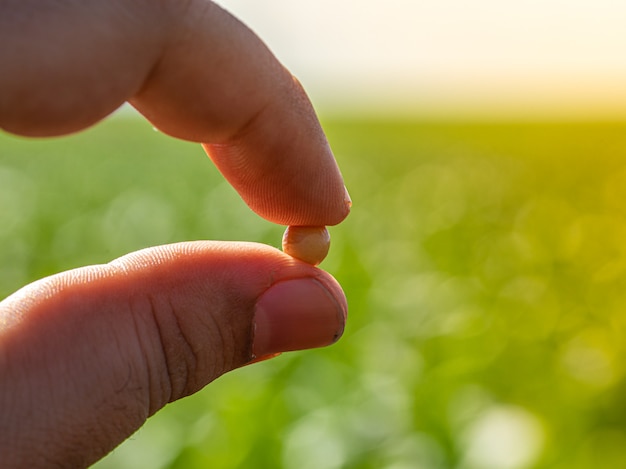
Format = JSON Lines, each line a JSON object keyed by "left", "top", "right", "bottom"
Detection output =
{"left": 0, "top": 1, "right": 350, "bottom": 467}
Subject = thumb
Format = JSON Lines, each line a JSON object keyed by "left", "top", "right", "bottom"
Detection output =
{"left": 0, "top": 241, "right": 347, "bottom": 468}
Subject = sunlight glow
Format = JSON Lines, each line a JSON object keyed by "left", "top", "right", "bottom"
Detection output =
{"left": 217, "top": 0, "right": 626, "bottom": 117}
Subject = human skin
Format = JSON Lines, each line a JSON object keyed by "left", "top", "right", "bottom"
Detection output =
{"left": 0, "top": 1, "right": 351, "bottom": 467}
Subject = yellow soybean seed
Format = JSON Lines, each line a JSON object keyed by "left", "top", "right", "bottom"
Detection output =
{"left": 282, "top": 226, "right": 331, "bottom": 266}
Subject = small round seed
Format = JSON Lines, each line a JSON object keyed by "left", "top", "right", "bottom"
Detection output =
{"left": 282, "top": 225, "right": 331, "bottom": 266}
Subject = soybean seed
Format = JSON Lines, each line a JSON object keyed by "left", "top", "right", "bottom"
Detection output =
{"left": 282, "top": 225, "right": 330, "bottom": 266}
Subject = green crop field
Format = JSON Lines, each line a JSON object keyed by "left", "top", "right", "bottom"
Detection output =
{"left": 2, "top": 116, "right": 626, "bottom": 468}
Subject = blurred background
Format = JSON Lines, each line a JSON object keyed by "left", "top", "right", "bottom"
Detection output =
{"left": 2, "top": 1, "right": 626, "bottom": 468}
{"left": 218, "top": 0, "right": 626, "bottom": 120}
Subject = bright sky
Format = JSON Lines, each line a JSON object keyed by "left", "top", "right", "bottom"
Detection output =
{"left": 216, "top": 0, "right": 626, "bottom": 118}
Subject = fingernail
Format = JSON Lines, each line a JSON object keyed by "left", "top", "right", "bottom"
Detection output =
{"left": 246, "top": 352, "right": 282, "bottom": 366}
{"left": 253, "top": 278, "right": 347, "bottom": 357}
{"left": 344, "top": 185, "right": 353, "bottom": 209}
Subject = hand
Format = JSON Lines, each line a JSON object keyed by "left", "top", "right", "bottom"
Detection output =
{"left": 0, "top": 1, "right": 350, "bottom": 467}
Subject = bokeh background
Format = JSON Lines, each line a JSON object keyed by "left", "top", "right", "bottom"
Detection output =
{"left": 2, "top": 1, "right": 626, "bottom": 468}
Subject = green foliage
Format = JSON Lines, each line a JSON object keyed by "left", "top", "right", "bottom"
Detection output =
{"left": 2, "top": 117, "right": 626, "bottom": 468}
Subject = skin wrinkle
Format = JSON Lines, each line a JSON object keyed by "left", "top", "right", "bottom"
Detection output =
{"left": 78, "top": 269, "right": 153, "bottom": 410}
{"left": 164, "top": 295, "right": 199, "bottom": 401}
{"left": 112, "top": 362, "right": 134, "bottom": 396}
{"left": 135, "top": 263, "right": 243, "bottom": 403}
{"left": 144, "top": 291, "right": 195, "bottom": 407}
{"left": 205, "top": 311, "right": 227, "bottom": 383}
{"left": 189, "top": 279, "right": 255, "bottom": 380}
{"left": 206, "top": 97, "right": 272, "bottom": 155}
{"left": 140, "top": 294, "right": 172, "bottom": 414}
{"left": 231, "top": 278, "right": 258, "bottom": 358}
{"left": 129, "top": 10, "right": 172, "bottom": 112}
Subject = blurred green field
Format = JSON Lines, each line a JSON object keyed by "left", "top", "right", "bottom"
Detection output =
{"left": 3, "top": 116, "right": 626, "bottom": 468}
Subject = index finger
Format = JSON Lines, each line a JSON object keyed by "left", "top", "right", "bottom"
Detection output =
{"left": 0, "top": 0, "right": 350, "bottom": 226}
{"left": 131, "top": 2, "right": 351, "bottom": 226}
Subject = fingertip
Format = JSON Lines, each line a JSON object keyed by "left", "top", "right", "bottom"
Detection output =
{"left": 252, "top": 276, "right": 347, "bottom": 357}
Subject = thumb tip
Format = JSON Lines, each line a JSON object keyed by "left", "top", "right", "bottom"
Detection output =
{"left": 252, "top": 276, "right": 347, "bottom": 358}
